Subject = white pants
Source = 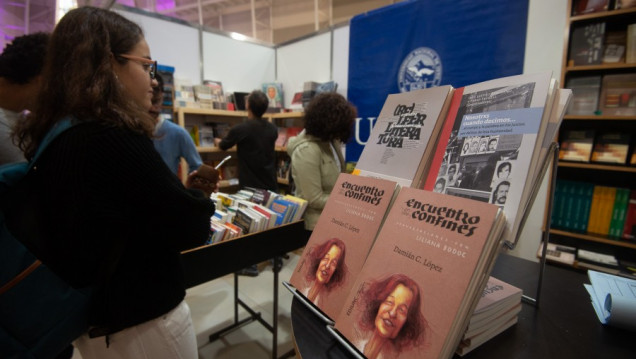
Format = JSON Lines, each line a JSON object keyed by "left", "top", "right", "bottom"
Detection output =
{"left": 74, "top": 300, "right": 197, "bottom": 359}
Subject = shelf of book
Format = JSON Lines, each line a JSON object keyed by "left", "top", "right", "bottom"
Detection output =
{"left": 565, "top": 62, "right": 636, "bottom": 72}
{"left": 549, "top": 0, "right": 636, "bottom": 272}
{"left": 558, "top": 161, "right": 636, "bottom": 172}
{"left": 570, "top": 6, "right": 636, "bottom": 22}
{"left": 564, "top": 115, "right": 636, "bottom": 121}
{"left": 550, "top": 228, "right": 636, "bottom": 250}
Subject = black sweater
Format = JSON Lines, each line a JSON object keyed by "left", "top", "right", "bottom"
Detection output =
{"left": 12, "top": 121, "right": 215, "bottom": 334}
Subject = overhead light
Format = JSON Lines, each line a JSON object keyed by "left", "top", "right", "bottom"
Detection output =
{"left": 56, "top": 0, "right": 78, "bottom": 24}
{"left": 230, "top": 32, "right": 247, "bottom": 41}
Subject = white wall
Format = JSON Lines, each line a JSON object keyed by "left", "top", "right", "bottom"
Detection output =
{"left": 118, "top": 0, "right": 568, "bottom": 262}
{"left": 201, "top": 32, "right": 276, "bottom": 95}
{"left": 117, "top": 9, "right": 201, "bottom": 85}
{"left": 276, "top": 32, "right": 332, "bottom": 108}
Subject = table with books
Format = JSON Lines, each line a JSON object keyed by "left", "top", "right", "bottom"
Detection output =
{"left": 290, "top": 253, "right": 636, "bottom": 358}
{"left": 180, "top": 220, "right": 310, "bottom": 359}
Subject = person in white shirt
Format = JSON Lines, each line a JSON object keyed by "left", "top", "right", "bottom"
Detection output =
{"left": 0, "top": 32, "right": 49, "bottom": 165}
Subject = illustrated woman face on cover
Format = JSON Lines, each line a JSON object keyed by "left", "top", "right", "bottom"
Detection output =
{"left": 358, "top": 274, "right": 426, "bottom": 359}
{"left": 304, "top": 238, "right": 348, "bottom": 302}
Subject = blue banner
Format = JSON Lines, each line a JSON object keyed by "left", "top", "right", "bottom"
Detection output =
{"left": 347, "top": 0, "right": 529, "bottom": 163}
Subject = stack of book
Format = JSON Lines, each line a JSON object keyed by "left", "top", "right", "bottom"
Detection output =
{"left": 207, "top": 188, "right": 307, "bottom": 244}
{"left": 456, "top": 277, "right": 523, "bottom": 356}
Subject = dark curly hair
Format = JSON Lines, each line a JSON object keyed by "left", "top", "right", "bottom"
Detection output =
{"left": 304, "top": 92, "right": 356, "bottom": 142}
{"left": 247, "top": 90, "right": 269, "bottom": 118}
{"left": 0, "top": 32, "right": 50, "bottom": 84}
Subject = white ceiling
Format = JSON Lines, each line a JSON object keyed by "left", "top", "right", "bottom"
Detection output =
{"left": 1, "top": 0, "right": 400, "bottom": 48}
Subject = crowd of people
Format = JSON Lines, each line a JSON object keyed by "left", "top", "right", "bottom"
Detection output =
{"left": 1, "top": 5, "right": 358, "bottom": 358}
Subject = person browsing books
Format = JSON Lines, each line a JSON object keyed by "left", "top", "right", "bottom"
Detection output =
{"left": 215, "top": 89, "right": 278, "bottom": 191}
{"left": 301, "top": 238, "right": 348, "bottom": 306}
{"left": 286, "top": 92, "right": 356, "bottom": 230}
{"left": 354, "top": 274, "right": 427, "bottom": 359}
{"left": 149, "top": 72, "right": 202, "bottom": 175}
{"left": 0, "top": 32, "right": 49, "bottom": 165}
{"left": 10, "top": 7, "right": 216, "bottom": 358}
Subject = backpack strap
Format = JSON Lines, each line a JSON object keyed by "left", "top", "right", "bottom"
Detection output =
{"left": 29, "top": 116, "right": 75, "bottom": 169}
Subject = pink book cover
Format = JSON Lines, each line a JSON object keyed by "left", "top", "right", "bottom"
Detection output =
{"left": 288, "top": 173, "right": 398, "bottom": 321}
{"left": 333, "top": 187, "right": 504, "bottom": 359}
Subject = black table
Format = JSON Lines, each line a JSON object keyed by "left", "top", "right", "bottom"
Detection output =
{"left": 290, "top": 253, "right": 636, "bottom": 358}
{"left": 181, "top": 221, "right": 311, "bottom": 359}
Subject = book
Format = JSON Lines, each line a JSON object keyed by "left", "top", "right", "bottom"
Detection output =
{"left": 269, "top": 197, "right": 299, "bottom": 225}
{"left": 353, "top": 85, "right": 454, "bottom": 188}
{"left": 301, "top": 81, "right": 339, "bottom": 107}
{"left": 203, "top": 80, "right": 226, "bottom": 109}
{"left": 569, "top": 22, "right": 605, "bottom": 66}
{"left": 609, "top": 188, "right": 630, "bottom": 238}
{"left": 275, "top": 127, "right": 287, "bottom": 148}
{"left": 623, "top": 190, "right": 636, "bottom": 240}
{"left": 456, "top": 277, "right": 522, "bottom": 356}
{"left": 331, "top": 187, "right": 505, "bottom": 359}
{"left": 602, "top": 31, "right": 626, "bottom": 64}
{"left": 262, "top": 82, "right": 284, "bottom": 108}
{"left": 591, "top": 132, "right": 630, "bottom": 164}
{"left": 584, "top": 270, "right": 636, "bottom": 331}
{"left": 282, "top": 194, "right": 308, "bottom": 222}
{"left": 462, "top": 277, "right": 522, "bottom": 334}
{"left": 565, "top": 75, "right": 601, "bottom": 115}
{"left": 287, "top": 173, "right": 398, "bottom": 322}
{"left": 537, "top": 241, "right": 576, "bottom": 265}
{"left": 626, "top": 23, "right": 636, "bottom": 64}
{"left": 422, "top": 72, "right": 555, "bottom": 247}
{"left": 559, "top": 130, "right": 595, "bottom": 162}
{"left": 572, "top": 0, "right": 610, "bottom": 15}
{"left": 599, "top": 73, "right": 636, "bottom": 116}
{"left": 456, "top": 316, "right": 518, "bottom": 356}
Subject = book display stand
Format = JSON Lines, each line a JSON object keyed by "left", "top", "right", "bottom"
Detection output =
{"left": 506, "top": 142, "right": 560, "bottom": 307}
{"left": 286, "top": 141, "right": 561, "bottom": 359}
{"left": 180, "top": 221, "right": 311, "bottom": 359}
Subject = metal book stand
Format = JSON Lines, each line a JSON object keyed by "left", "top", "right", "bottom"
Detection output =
{"left": 504, "top": 142, "right": 560, "bottom": 308}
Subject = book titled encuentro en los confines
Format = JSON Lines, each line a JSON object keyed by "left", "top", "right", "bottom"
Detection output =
{"left": 329, "top": 187, "right": 506, "bottom": 359}
{"left": 286, "top": 173, "right": 398, "bottom": 322}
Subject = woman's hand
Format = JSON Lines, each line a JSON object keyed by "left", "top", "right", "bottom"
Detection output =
{"left": 186, "top": 166, "right": 219, "bottom": 197}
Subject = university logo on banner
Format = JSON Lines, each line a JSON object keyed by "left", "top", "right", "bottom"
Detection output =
{"left": 347, "top": 0, "right": 529, "bottom": 163}
{"left": 398, "top": 47, "right": 443, "bottom": 92}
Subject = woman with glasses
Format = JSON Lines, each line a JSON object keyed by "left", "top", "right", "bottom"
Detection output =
{"left": 12, "top": 7, "right": 215, "bottom": 359}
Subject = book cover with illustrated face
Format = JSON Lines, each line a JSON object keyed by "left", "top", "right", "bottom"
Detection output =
{"left": 288, "top": 173, "right": 398, "bottom": 321}
{"left": 333, "top": 187, "right": 504, "bottom": 359}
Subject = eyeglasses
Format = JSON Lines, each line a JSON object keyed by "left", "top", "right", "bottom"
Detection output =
{"left": 117, "top": 54, "right": 157, "bottom": 79}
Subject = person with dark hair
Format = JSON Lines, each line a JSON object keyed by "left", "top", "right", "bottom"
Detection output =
{"left": 11, "top": 7, "right": 215, "bottom": 358}
{"left": 492, "top": 180, "right": 510, "bottom": 205}
{"left": 355, "top": 274, "right": 427, "bottom": 359}
{"left": 0, "top": 32, "right": 49, "bottom": 165}
{"left": 215, "top": 89, "right": 278, "bottom": 191}
{"left": 433, "top": 177, "right": 446, "bottom": 193}
{"left": 287, "top": 92, "right": 356, "bottom": 230}
{"left": 301, "top": 238, "right": 348, "bottom": 305}
{"left": 149, "top": 72, "right": 202, "bottom": 175}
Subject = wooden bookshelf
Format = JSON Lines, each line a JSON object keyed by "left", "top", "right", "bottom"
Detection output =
{"left": 546, "top": 0, "right": 636, "bottom": 273}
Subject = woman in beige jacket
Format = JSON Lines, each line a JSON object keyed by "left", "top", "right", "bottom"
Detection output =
{"left": 286, "top": 93, "right": 357, "bottom": 230}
